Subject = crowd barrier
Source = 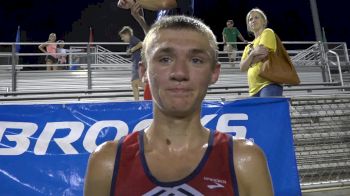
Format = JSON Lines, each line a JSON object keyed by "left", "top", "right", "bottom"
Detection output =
{"left": 0, "top": 98, "right": 301, "bottom": 196}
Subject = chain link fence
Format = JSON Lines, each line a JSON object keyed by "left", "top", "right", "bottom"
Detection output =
{"left": 290, "top": 95, "right": 350, "bottom": 190}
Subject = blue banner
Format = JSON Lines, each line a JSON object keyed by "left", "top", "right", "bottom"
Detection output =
{"left": 0, "top": 98, "right": 301, "bottom": 196}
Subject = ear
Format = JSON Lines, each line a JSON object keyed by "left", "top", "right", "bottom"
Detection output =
{"left": 210, "top": 63, "right": 221, "bottom": 85}
{"left": 138, "top": 61, "right": 147, "bottom": 82}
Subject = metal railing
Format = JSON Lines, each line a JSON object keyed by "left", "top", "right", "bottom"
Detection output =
{"left": 326, "top": 50, "right": 344, "bottom": 86}
{"left": 290, "top": 95, "right": 350, "bottom": 190}
{"left": 1, "top": 41, "right": 349, "bottom": 97}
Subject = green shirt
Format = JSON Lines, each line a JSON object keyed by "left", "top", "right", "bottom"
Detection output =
{"left": 223, "top": 27, "right": 241, "bottom": 48}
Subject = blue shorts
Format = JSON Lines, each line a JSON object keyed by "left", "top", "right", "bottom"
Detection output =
{"left": 252, "top": 84, "right": 283, "bottom": 97}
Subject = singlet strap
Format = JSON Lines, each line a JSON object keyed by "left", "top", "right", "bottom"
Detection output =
{"left": 109, "top": 136, "right": 126, "bottom": 196}
{"left": 227, "top": 135, "right": 240, "bottom": 196}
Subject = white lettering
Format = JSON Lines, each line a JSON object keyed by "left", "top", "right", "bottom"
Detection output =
{"left": 0, "top": 122, "right": 38, "bottom": 155}
{"left": 201, "top": 114, "right": 218, "bottom": 126}
{"left": 0, "top": 113, "right": 249, "bottom": 155}
{"left": 216, "top": 114, "right": 248, "bottom": 139}
{"left": 34, "top": 122, "right": 84, "bottom": 155}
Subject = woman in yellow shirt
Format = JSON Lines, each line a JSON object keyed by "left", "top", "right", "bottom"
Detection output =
{"left": 240, "top": 8, "right": 283, "bottom": 97}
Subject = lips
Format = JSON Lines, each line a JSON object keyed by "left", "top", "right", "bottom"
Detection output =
{"left": 166, "top": 87, "right": 193, "bottom": 96}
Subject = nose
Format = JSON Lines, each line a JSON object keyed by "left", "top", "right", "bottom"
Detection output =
{"left": 169, "top": 58, "right": 189, "bottom": 82}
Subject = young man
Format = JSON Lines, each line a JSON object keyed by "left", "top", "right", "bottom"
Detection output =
{"left": 84, "top": 16, "right": 273, "bottom": 196}
{"left": 119, "top": 26, "right": 143, "bottom": 101}
{"left": 222, "top": 19, "right": 247, "bottom": 64}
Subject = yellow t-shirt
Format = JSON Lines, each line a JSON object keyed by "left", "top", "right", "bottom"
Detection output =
{"left": 241, "top": 28, "right": 277, "bottom": 96}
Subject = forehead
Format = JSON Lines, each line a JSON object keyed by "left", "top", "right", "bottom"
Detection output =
{"left": 249, "top": 12, "right": 262, "bottom": 19}
{"left": 147, "top": 29, "right": 211, "bottom": 53}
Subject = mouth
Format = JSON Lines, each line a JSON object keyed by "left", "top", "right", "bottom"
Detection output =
{"left": 166, "top": 87, "right": 193, "bottom": 96}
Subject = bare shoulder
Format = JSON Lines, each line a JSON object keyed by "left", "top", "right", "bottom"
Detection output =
{"left": 86, "top": 140, "right": 119, "bottom": 178}
{"left": 84, "top": 140, "right": 119, "bottom": 196}
{"left": 89, "top": 140, "right": 119, "bottom": 163}
{"left": 233, "top": 139, "right": 266, "bottom": 162}
{"left": 233, "top": 139, "right": 274, "bottom": 196}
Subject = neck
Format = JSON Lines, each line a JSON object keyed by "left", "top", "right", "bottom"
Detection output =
{"left": 145, "top": 107, "right": 208, "bottom": 152}
{"left": 254, "top": 28, "right": 265, "bottom": 38}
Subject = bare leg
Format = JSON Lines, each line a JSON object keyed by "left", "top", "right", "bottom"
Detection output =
{"left": 46, "top": 60, "right": 53, "bottom": 71}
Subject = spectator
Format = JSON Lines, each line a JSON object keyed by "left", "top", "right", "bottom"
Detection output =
{"left": 222, "top": 19, "right": 247, "bottom": 64}
{"left": 119, "top": 26, "right": 143, "bottom": 101}
{"left": 38, "top": 33, "right": 58, "bottom": 71}
{"left": 84, "top": 15, "right": 273, "bottom": 196}
{"left": 56, "top": 40, "right": 67, "bottom": 69}
{"left": 70, "top": 56, "right": 80, "bottom": 70}
{"left": 240, "top": 8, "right": 282, "bottom": 97}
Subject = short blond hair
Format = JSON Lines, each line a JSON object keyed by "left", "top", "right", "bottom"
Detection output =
{"left": 142, "top": 15, "right": 218, "bottom": 66}
{"left": 246, "top": 8, "right": 268, "bottom": 33}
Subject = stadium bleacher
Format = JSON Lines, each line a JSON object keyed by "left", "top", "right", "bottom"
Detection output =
{"left": 0, "top": 41, "right": 349, "bottom": 192}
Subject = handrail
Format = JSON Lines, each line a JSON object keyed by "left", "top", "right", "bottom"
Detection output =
{"left": 1, "top": 41, "right": 349, "bottom": 95}
{"left": 326, "top": 50, "right": 344, "bottom": 86}
{"left": 2, "top": 86, "right": 350, "bottom": 102}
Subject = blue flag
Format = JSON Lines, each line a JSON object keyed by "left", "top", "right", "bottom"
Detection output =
{"left": 15, "top": 26, "right": 21, "bottom": 53}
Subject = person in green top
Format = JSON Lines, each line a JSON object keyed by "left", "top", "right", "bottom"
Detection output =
{"left": 222, "top": 20, "right": 247, "bottom": 64}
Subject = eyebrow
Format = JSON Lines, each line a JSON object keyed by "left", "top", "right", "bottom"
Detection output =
{"left": 189, "top": 48, "right": 210, "bottom": 56}
{"left": 156, "top": 47, "right": 175, "bottom": 54}
{"left": 154, "top": 47, "right": 211, "bottom": 59}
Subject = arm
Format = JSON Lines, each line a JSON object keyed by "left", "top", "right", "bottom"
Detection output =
{"left": 84, "top": 141, "right": 118, "bottom": 196}
{"left": 240, "top": 28, "right": 276, "bottom": 71}
{"left": 118, "top": 0, "right": 177, "bottom": 11}
{"left": 238, "top": 34, "right": 248, "bottom": 44}
{"left": 234, "top": 139, "right": 274, "bottom": 196}
{"left": 38, "top": 42, "right": 48, "bottom": 53}
{"left": 131, "top": 2, "right": 150, "bottom": 34}
{"left": 222, "top": 33, "right": 227, "bottom": 45}
{"left": 130, "top": 42, "right": 143, "bottom": 53}
{"left": 239, "top": 45, "right": 269, "bottom": 72}
{"left": 137, "top": 0, "right": 177, "bottom": 10}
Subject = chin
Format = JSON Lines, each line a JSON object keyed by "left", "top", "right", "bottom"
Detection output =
{"left": 165, "top": 108, "right": 195, "bottom": 119}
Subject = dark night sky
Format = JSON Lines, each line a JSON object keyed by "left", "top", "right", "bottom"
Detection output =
{"left": 0, "top": 0, "right": 349, "bottom": 46}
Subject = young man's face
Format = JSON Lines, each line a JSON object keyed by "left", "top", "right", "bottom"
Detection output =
{"left": 226, "top": 21, "right": 234, "bottom": 27}
{"left": 120, "top": 33, "right": 131, "bottom": 43}
{"left": 144, "top": 29, "right": 220, "bottom": 117}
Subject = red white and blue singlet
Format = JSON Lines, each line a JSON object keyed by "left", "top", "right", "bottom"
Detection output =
{"left": 110, "top": 130, "right": 239, "bottom": 196}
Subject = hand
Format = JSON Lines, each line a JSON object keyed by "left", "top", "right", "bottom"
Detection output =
{"left": 243, "top": 40, "right": 249, "bottom": 44}
{"left": 131, "top": 1, "right": 145, "bottom": 21}
{"left": 117, "top": 0, "right": 134, "bottom": 9}
{"left": 127, "top": 48, "right": 132, "bottom": 55}
{"left": 251, "top": 45, "right": 269, "bottom": 63}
